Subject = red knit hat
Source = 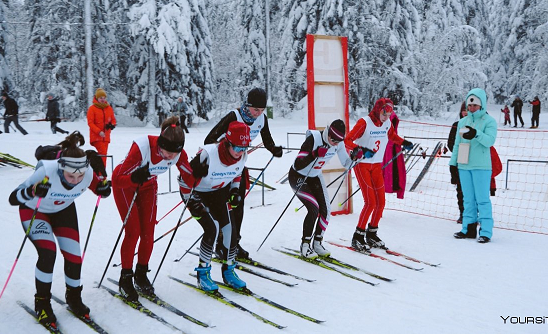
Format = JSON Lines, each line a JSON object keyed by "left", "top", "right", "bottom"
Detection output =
{"left": 226, "top": 121, "right": 250, "bottom": 147}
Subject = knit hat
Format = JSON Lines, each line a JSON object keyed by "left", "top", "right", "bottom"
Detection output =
{"left": 328, "top": 119, "right": 346, "bottom": 142}
{"left": 246, "top": 88, "right": 267, "bottom": 108}
{"left": 226, "top": 121, "right": 250, "bottom": 147}
{"left": 95, "top": 88, "right": 107, "bottom": 99}
{"left": 467, "top": 95, "right": 481, "bottom": 106}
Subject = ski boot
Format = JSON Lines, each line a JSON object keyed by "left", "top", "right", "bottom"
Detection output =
{"left": 366, "top": 226, "right": 385, "bottom": 248}
{"left": 300, "top": 241, "right": 318, "bottom": 259}
{"left": 65, "top": 285, "right": 90, "bottom": 317}
{"left": 119, "top": 269, "right": 139, "bottom": 302}
{"left": 134, "top": 264, "right": 155, "bottom": 297}
{"left": 222, "top": 263, "right": 246, "bottom": 289}
{"left": 34, "top": 293, "right": 57, "bottom": 326}
{"left": 312, "top": 236, "right": 330, "bottom": 257}
{"left": 235, "top": 244, "right": 251, "bottom": 261}
{"left": 351, "top": 228, "right": 370, "bottom": 252}
{"left": 195, "top": 263, "right": 218, "bottom": 292}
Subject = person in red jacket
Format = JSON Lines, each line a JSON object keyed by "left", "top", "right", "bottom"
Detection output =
{"left": 86, "top": 88, "right": 116, "bottom": 167}
{"left": 344, "top": 98, "right": 413, "bottom": 251}
{"left": 111, "top": 116, "right": 188, "bottom": 302}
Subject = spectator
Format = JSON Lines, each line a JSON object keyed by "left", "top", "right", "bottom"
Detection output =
{"left": 1, "top": 92, "right": 28, "bottom": 135}
{"left": 86, "top": 88, "right": 116, "bottom": 167}
{"left": 171, "top": 97, "right": 190, "bottom": 133}
{"left": 382, "top": 111, "right": 407, "bottom": 199}
{"left": 447, "top": 102, "right": 467, "bottom": 223}
{"left": 450, "top": 88, "right": 497, "bottom": 243}
{"left": 501, "top": 105, "right": 511, "bottom": 126}
{"left": 46, "top": 93, "right": 69, "bottom": 134}
{"left": 529, "top": 96, "right": 541, "bottom": 128}
{"left": 511, "top": 96, "right": 524, "bottom": 128}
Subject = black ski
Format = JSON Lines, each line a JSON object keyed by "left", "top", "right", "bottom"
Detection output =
{"left": 17, "top": 300, "right": 63, "bottom": 333}
{"left": 409, "top": 141, "right": 442, "bottom": 192}
{"left": 235, "top": 256, "right": 315, "bottom": 282}
{"left": 281, "top": 247, "right": 394, "bottom": 282}
{"left": 50, "top": 295, "right": 108, "bottom": 333}
{"left": 189, "top": 273, "right": 324, "bottom": 324}
{"left": 188, "top": 251, "right": 297, "bottom": 287}
{"left": 97, "top": 282, "right": 185, "bottom": 333}
{"left": 273, "top": 248, "right": 378, "bottom": 286}
{"left": 327, "top": 241, "right": 424, "bottom": 271}
{"left": 169, "top": 275, "right": 286, "bottom": 329}
{"left": 106, "top": 278, "right": 211, "bottom": 328}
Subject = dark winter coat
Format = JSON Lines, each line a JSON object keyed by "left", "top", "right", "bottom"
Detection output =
{"left": 530, "top": 99, "right": 541, "bottom": 113}
{"left": 511, "top": 98, "right": 523, "bottom": 113}
{"left": 3, "top": 96, "right": 19, "bottom": 116}
{"left": 46, "top": 98, "right": 61, "bottom": 121}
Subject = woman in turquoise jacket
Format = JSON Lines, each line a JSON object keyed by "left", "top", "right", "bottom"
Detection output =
{"left": 449, "top": 88, "right": 497, "bottom": 243}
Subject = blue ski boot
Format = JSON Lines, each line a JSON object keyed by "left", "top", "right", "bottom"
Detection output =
{"left": 195, "top": 264, "right": 218, "bottom": 292}
{"left": 222, "top": 263, "right": 246, "bottom": 289}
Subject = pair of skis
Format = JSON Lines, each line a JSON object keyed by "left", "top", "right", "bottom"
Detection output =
{"left": 18, "top": 296, "right": 108, "bottom": 334}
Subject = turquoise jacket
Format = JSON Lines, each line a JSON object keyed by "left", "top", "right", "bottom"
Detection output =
{"left": 449, "top": 88, "right": 497, "bottom": 170}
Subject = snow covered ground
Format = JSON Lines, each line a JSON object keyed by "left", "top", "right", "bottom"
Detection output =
{"left": 0, "top": 110, "right": 546, "bottom": 334}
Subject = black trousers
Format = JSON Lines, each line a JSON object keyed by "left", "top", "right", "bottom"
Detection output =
{"left": 3, "top": 115, "right": 28, "bottom": 134}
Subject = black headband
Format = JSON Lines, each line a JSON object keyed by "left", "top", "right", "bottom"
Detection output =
{"left": 157, "top": 135, "right": 183, "bottom": 153}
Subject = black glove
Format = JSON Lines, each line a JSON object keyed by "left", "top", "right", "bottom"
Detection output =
{"left": 130, "top": 163, "right": 151, "bottom": 184}
{"left": 313, "top": 146, "right": 328, "bottom": 158}
{"left": 462, "top": 126, "right": 477, "bottom": 140}
{"left": 228, "top": 188, "right": 242, "bottom": 208}
{"left": 95, "top": 180, "right": 112, "bottom": 198}
{"left": 105, "top": 123, "right": 116, "bottom": 130}
{"left": 186, "top": 194, "right": 205, "bottom": 217}
{"left": 86, "top": 150, "right": 107, "bottom": 177}
{"left": 271, "top": 145, "right": 283, "bottom": 158}
{"left": 402, "top": 140, "right": 414, "bottom": 151}
{"left": 362, "top": 147, "right": 375, "bottom": 158}
{"left": 350, "top": 147, "right": 364, "bottom": 161}
{"left": 55, "top": 118, "right": 61, "bottom": 123}
{"left": 27, "top": 180, "right": 51, "bottom": 198}
{"left": 449, "top": 165, "right": 459, "bottom": 184}
{"left": 190, "top": 156, "right": 209, "bottom": 179}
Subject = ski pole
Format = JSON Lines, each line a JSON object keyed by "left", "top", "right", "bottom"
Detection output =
{"left": 0, "top": 177, "right": 48, "bottom": 300}
{"left": 174, "top": 233, "right": 203, "bottom": 262}
{"left": 256, "top": 157, "right": 320, "bottom": 252}
{"left": 81, "top": 195, "right": 102, "bottom": 262}
{"left": 338, "top": 149, "right": 407, "bottom": 208}
{"left": 97, "top": 186, "right": 139, "bottom": 288}
{"left": 157, "top": 200, "right": 183, "bottom": 225}
{"left": 245, "top": 155, "right": 275, "bottom": 197}
{"left": 152, "top": 188, "right": 195, "bottom": 284}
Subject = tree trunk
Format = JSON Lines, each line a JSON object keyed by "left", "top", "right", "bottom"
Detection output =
{"left": 84, "top": 0, "right": 93, "bottom": 106}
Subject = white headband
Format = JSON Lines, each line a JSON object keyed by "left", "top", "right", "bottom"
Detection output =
{"left": 58, "top": 156, "right": 89, "bottom": 174}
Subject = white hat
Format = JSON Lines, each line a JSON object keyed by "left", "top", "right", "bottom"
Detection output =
{"left": 467, "top": 95, "right": 481, "bottom": 107}
{"left": 58, "top": 156, "right": 89, "bottom": 174}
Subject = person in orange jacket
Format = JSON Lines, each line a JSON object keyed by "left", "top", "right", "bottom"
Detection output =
{"left": 87, "top": 88, "right": 116, "bottom": 167}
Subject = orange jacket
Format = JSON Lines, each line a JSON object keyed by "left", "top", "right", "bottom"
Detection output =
{"left": 87, "top": 98, "right": 116, "bottom": 144}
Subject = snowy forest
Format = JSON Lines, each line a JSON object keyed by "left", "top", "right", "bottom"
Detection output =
{"left": 1, "top": 0, "right": 547, "bottom": 123}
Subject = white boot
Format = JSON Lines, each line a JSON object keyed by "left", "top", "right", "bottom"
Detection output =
{"left": 300, "top": 242, "right": 318, "bottom": 259}
{"left": 312, "top": 238, "right": 330, "bottom": 257}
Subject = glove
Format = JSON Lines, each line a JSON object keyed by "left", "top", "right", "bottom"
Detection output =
{"left": 228, "top": 188, "right": 242, "bottom": 208}
{"left": 271, "top": 145, "right": 283, "bottom": 158}
{"left": 449, "top": 165, "right": 459, "bottom": 184}
{"left": 105, "top": 123, "right": 116, "bottom": 130}
{"left": 490, "top": 188, "right": 496, "bottom": 196}
{"left": 95, "top": 180, "right": 112, "bottom": 198}
{"left": 402, "top": 140, "right": 414, "bottom": 151}
{"left": 55, "top": 118, "right": 61, "bottom": 123}
{"left": 27, "top": 180, "right": 51, "bottom": 198}
{"left": 363, "top": 147, "right": 375, "bottom": 159}
{"left": 190, "top": 156, "right": 209, "bottom": 179}
{"left": 350, "top": 147, "right": 364, "bottom": 161}
{"left": 86, "top": 150, "right": 107, "bottom": 177}
{"left": 313, "top": 146, "right": 328, "bottom": 158}
{"left": 130, "top": 163, "right": 150, "bottom": 184}
{"left": 462, "top": 126, "right": 477, "bottom": 140}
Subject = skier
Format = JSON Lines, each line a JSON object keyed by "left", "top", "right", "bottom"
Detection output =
{"left": 511, "top": 96, "right": 524, "bottom": 128}
{"left": 46, "top": 93, "right": 69, "bottom": 134}
{"left": 178, "top": 121, "right": 250, "bottom": 291}
{"left": 171, "top": 96, "right": 190, "bottom": 133}
{"left": 8, "top": 132, "right": 111, "bottom": 327}
{"left": 1, "top": 92, "right": 28, "bottom": 135}
{"left": 344, "top": 98, "right": 413, "bottom": 251}
{"left": 290, "top": 119, "right": 357, "bottom": 258}
{"left": 86, "top": 88, "right": 116, "bottom": 167}
{"left": 500, "top": 105, "right": 511, "bottom": 126}
{"left": 204, "top": 87, "right": 283, "bottom": 260}
{"left": 450, "top": 88, "right": 497, "bottom": 243}
{"left": 112, "top": 116, "right": 189, "bottom": 302}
